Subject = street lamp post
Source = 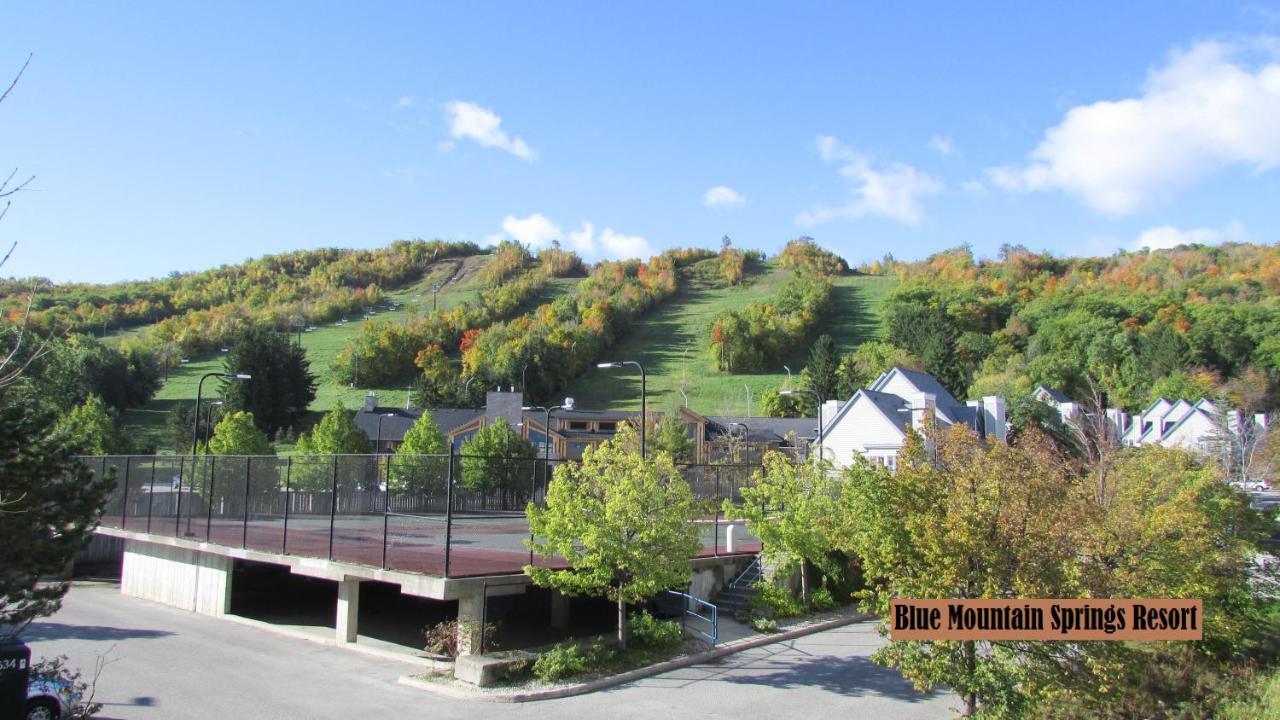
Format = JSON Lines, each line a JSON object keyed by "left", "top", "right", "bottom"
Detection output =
{"left": 522, "top": 400, "right": 574, "bottom": 492}
{"left": 598, "top": 361, "right": 646, "bottom": 459}
{"left": 376, "top": 412, "right": 396, "bottom": 454}
{"left": 780, "top": 388, "right": 823, "bottom": 461}
{"left": 192, "top": 372, "right": 251, "bottom": 456}
{"left": 203, "top": 400, "right": 224, "bottom": 448}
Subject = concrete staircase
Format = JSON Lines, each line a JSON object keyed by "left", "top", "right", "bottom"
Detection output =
{"left": 712, "top": 557, "right": 762, "bottom": 616}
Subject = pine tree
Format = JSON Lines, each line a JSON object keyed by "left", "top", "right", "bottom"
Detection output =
{"left": 804, "top": 334, "right": 839, "bottom": 404}
{"left": 223, "top": 325, "right": 317, "bottom": 435}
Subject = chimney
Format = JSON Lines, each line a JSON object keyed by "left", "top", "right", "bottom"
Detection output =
{"left": 363, "top": 391, "right": 377, "bottom": 413}
{"left": 820, "top": 400, "right": 842, "bottom": 432}
{"left": 1257, "top": 413, "right": 1268, "bottom": 431}
{"left": 910, "top": 393, "right": 936, "bottom": 433}
{"left": 966, "top": 400, "right": 983, "bottom": 434}
{"left": 485, "top": 389, "right": 524, "bottom": 429}
{"left": 982, "top": 396, "right": 1007, "bottom": 443}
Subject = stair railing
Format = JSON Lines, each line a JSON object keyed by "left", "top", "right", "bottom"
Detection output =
{"left": 728, "top": 555, "right": 762, "bottom": 589}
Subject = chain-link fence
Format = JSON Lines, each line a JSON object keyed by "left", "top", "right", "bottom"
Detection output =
{"left": 88, "top": 452, "right": 764, "bottom": 578}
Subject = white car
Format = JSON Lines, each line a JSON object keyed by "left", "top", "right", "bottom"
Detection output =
{"left": 27, "top": 676, "right": 81, "bottom": 720}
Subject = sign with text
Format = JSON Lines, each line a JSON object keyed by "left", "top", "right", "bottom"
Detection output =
{"left": 890, "top": 599, "right": 1203, "bottom": 641}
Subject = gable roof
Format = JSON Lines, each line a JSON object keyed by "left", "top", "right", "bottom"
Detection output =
{"left": 823, "top": 388, "right": 911, "bottom": 438}
{"left": 871, "top": 366, "right": 962, "bottom": 408}
{"left": 1034, "top": 386, "right": 1072, "bottom": 404}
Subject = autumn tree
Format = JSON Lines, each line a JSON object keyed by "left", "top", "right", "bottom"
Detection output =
{"left": 526, "top": 426, "right": 701, "bottom": 649}
{"left": 838, "top": 424, "right": 1083, "bottom": 717}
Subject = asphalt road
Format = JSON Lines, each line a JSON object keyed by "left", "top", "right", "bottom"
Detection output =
{"left": 26, "top": 582, "right": 955, "bottom": 719}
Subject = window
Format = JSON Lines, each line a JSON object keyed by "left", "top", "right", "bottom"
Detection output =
{"left": 598, "top": 422, "right": 617, "bottom": 432}
{"left": 569, "top": 421, "right": 589, "bottom": 431}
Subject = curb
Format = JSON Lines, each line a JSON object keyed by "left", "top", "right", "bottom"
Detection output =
{"left": 396, "top": 611, "right": 875, "bottom": 702}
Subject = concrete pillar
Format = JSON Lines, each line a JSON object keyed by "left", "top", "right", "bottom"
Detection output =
{"left": 456, "top": 594, "right": 485, "bottom": 656}
{"left": 121, "top": 539, "right": 232, "bottom": 617}
{"left": 336, "top": 579, "right": 360, "bottom": 643}
{"left": 550, "top": 590, "right": 570, "bottom": 631}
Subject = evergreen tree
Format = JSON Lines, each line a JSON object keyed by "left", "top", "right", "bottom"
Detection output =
{"left": 223, "top": 325, "right": 317, "bottom": 435}
{"left": 1, "top": 391, "right": 114, "bottom": 636}
{"left": 804, "top": 334, "right": 840, "bottom": 403}
{"left": 208, "top": 411, "right": 274, "bottom": 455}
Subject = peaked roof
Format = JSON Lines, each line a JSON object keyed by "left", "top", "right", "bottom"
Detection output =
{"left": 1034, "top": 386, "right": 1072, "bottom": 404}
{"left": 871, "top": 366, "right": 962, "bottom": 408}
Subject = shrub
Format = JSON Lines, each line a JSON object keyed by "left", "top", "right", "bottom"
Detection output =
{"left": 29, "top": 656, "right": 101, "bottom": 719}
{"left": 750, "top": 582, "right": 804, "bottom": 619}
{"left": 626, "top": 610, "right": 683, "bottom": 648}
{"left": 751, "top": 617, "right": 779, "bottom": 634}
{"left": 422, "top": 619, "right": 497, "bottom": 658}
{"left": 533, "top": 642, "right": 589, "bottom": 682}
{"left": 808, "top": 586, "right": 838, "bottom": 612}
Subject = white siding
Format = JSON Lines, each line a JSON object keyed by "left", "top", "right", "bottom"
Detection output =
{"left": 1161, "top": 412, "right": 1216, "bottom": 452}
{"left": 872, "top": 371, "right": 923, "bottom": 401}
{"left": 822, "top": 396, "right": 905, "bottom": 468}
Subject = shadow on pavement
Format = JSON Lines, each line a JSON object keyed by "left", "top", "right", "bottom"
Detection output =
{"left": 21, "top": 622, "right": 173, "bottom": 643}
{"left": 720, "top": 652, "right": 939, "bottom": 702}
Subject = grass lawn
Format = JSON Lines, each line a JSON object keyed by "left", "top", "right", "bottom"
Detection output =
{"left": 561, "top": 265, "right": 896, "bottom": 415}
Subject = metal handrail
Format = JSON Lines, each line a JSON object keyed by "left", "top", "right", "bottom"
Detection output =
{"left": 665, "top": 590, "right": 718, "bottom": 646}
{"left": 728, "top": 555, "right": 761, "bottom": 589}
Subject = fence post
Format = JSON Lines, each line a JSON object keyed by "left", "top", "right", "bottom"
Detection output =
{"left": 714, "top": 509, "right": 720, "bottom": 556}
{"left": 120, "top": 457, "right": 131, "bottom": 530}
{"left": 282, "top": 457, "right": 292, "bottom": 554}
{"left": 444, "top": 446, "right": 455, "bottom": 578}
{"left": 206, "top": 455, "right": 217, "bottom": 542}
{"left": 328, "top": 456, "right": 338, "bottom": 560}
{"left": 146, "top": 458, "right": 157, "bottom": 533}
{"left": 242, "top": 456, "right": 253, "bottom": 548}
{"left": 382, "top": 454, "right": 391, "bottom": 569}
{"left": 174, "top": 455, "right": 186, "bottom": 537}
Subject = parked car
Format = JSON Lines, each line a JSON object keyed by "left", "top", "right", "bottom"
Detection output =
{"left": 27, "top": 675, "right": 81, "bottom": 720}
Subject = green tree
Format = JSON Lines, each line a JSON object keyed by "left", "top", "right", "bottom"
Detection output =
{"left": 459, "top": 418, "right": 536, "bottom": 496}
{"left": 208, "top": 411, "right": 274, "bottom": 455}
{"left": 804, "top": 334, "right": 839, "bottom": 403}
{"left": 650, "top": 414, "right": 693, "bottom": 463}
{"left": 293, "top": 402, "right": 371, "bottom": 490}
{"left": 1, "top": 391, "right": 114, "bottom": 636}
{"left": 390, "top": 411, "right": 448, "bottom": 493}
{"left": 836, "top": 341, "right": 921, "bottom": 398}
{"left": 726, "top": 451, "right": 840, "bottom": 604}
{"left": 526, "top": 426, "right": 701, "bottom": 649}
{"left": 223, "top": 325, "right": 317, "bottom": 435}
{"left": 53, "top": 394, "right": 128, "bottom": 455}
{"left": 759, "top": 387, "right": 807, "bottom": 418}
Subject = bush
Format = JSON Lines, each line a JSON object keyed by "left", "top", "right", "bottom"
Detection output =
{"left": 533, "top": 642, "right": 589, "bottom": 682}
{"left": 750, "top": 582, "right": 805, "bottom": 619}
{"left": 751, "top": 617, "right": 779, "bottom": 634}
{"left": 808, "top": 586, "right": 838, "bottom": 612}
{"left": 626, "top": 610, "right": 683, "bottom": 648}
{"left": 29, "top": 656, "right": 101, "bottom": 719}
{"left": 423, "top": 619, "right": 497, "bottom": 658}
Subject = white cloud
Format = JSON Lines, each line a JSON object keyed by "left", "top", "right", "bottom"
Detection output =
{"left": 797, "top": 135, "right": 944, "bottom": 227}
{"left": 1132, "top": 220, "right": 1247, "bottom": 251}
{"left": 395, "top": 95, "right": 415, "bottom": 109}
{"left": 989, "top": 37, "right": 1280, "bottom": 216}
{"left": 930, "top": 134, "right": 956, "bottom": 156}
{"left": 444, "top": 100, "right": 535, "bottom": 160}
{"left": 491, "top": 215, "right": 651, "bottom": 259}
{"left": 703, "top": 185, "right": 745, "bottom": 207}
{"left": 501, "top": 213, "right": 560, "bottom": 249}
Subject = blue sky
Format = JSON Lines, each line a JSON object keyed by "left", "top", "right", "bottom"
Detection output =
{"left": 2, "top": 2, "right": 1279, "bottom": 283}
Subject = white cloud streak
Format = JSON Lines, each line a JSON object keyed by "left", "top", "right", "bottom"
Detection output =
{"left": 494, "top": 214, "right": 652, "bottom": 259}
{"left": 1132, "top": 220, "right": 1246, "bottom": 251}
{"left": 797, "top": 135, "right": 944, "bottom": 227}
{"left": 444, "top": 100, "right": 535, "bottom": 160}
{"left": 988, "top": 37, "right": 1280, "bottom": 216}
{"left": 703, "top": 185, "right": 745, "bottom": 207}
